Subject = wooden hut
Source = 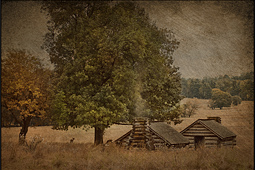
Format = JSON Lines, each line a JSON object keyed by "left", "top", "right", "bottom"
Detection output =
{"left": 180, "top": 117, "right": 236, "bottom": 149}
{"left": 115, "top": 117, "right": 189, "bottom": 150}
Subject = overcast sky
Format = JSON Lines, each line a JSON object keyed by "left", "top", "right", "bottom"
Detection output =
{"left": 2, "top": 1, "right": 254, "bottom": 78}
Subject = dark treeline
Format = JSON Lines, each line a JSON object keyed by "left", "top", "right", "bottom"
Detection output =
{"left": 181, "top": 72, "right": 254, "bottom": 101}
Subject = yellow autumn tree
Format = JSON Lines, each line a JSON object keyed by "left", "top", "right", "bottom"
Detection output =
{"left": 1, "top": 50, "right": 51, "bottom": 144}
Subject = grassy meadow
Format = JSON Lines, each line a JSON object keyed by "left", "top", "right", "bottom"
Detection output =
{"left": 1, "top": 99, "right": 254, "bottom": 170}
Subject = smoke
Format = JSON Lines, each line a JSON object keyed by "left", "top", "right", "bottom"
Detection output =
{"left": 133, "top": 79, "right": 149, "bottom": 117}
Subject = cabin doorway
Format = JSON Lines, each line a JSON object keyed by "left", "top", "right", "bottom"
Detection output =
{"left": 194, "top": 136, "right": 205, "bottom": 149}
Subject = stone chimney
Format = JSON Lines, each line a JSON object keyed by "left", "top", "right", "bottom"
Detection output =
{"left": 207, "top": 117, "right": 221, "bottom": 124}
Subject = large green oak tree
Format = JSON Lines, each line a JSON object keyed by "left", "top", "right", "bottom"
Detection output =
{"left": 42, "top": 1, "right": 182, "bottom": 145}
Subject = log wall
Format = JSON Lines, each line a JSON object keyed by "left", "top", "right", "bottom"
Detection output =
{"left": 149, "top": 131, "right": 167, "bottom": 149}
{"left": 219, "top": 137, "right": 236, "bottom": 148}
{"left": 182, "top": 123, "right": 219, "bottom": 148}
{"left": 182, "top": 123, "right": 236, "bottom": 148}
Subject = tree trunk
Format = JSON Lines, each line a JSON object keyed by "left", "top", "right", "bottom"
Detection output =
{"left": 94, "top": 126, "right": 104, "bottom": 145}
{"left": 19, "top": 117, "right": 32, "bottom": 145}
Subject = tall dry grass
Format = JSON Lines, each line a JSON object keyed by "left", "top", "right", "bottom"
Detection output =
{"left": 1, "top": 141, "right": 253, "bottom": 170}
{"left": 1, "top": 99, "right": 254, "bottom": 170}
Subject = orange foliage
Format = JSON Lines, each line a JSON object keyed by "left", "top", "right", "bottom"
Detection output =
{"left": 1, "top": 50, "right": 51, "bottom": 137}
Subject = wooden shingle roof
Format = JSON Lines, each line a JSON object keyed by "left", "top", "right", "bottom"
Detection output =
{"left": 181, "top": 119, "right": 236, "bottom": 139}
{"left": 115, "top": 122, "right": 190, "bottom": 146}
{"left": 149, "top": 122, "right": 190, "bottom": 145}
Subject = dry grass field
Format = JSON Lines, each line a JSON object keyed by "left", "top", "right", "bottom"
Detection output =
{"left": 1, "top": 99, "right": 254, "bottom": 170}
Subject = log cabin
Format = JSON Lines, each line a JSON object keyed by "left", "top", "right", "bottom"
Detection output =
{"left": 180, "top": 117, "right": 236, "bottom": 149}
{"left": 115, "top": 117, "right": 189, "bottom": 150}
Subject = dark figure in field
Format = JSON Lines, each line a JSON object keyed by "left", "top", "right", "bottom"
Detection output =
{"left": 70, "top": 138, "right": 75, "bottom": 143}
{"left": 101, "top": 139, "right": 114, "bottom": 152}
{"left": 106, "top": 139, "right": 113, "bottom": 143}
{"left": 104, "top": 139, "right": 113, "bottom": 146}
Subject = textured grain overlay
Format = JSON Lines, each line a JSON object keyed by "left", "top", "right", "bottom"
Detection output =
{"left": 2, "top": 1, "right": 254, "bottom": 78}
